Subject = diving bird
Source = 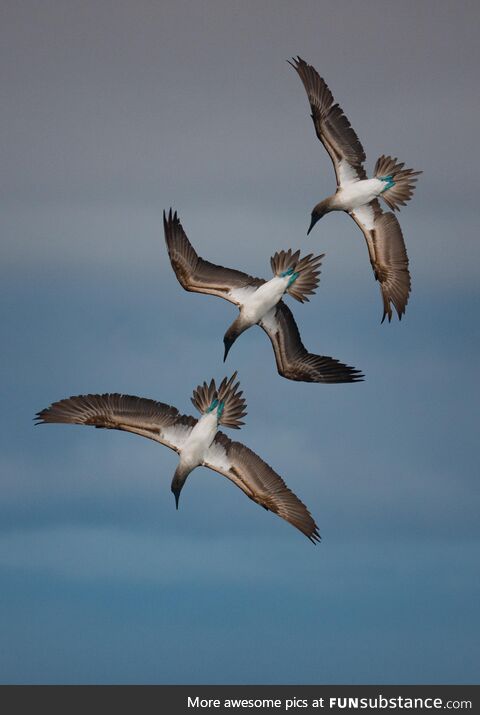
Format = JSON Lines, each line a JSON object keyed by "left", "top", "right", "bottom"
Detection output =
{"left": 289, "top": 56, "right": 422, "bottom": 322}
{"left": 163, "top": 209, "right": 362, "bottom": 384}
{"left": 35, "top": 373, "right": 320, "bottom": 543}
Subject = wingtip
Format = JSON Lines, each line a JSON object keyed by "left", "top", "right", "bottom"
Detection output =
{"left": 308, "top": 529, "right": 322, "bottom": 545}
{"left": 287, "top": 56, "right": 305, "bottom": 71}
{"left": 33, "top": 410, "right": 47, "bottom": 425}
{"left": 163, "top": 208, "right": 171, "bottom": 230}
{"left": 164, "top": 208, "right": 179, "bottom": 228}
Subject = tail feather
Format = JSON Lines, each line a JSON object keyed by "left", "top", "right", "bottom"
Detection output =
{"left": 217, "top": 372, "right": 247, "bottom": 429}
{"left": 191, "top": 371, "right": 247, "bottom": 429}
{"left": 191, "top": 379, "right": 217, "bottom": 416}
{"left": 375, "top": 155, "right": 422, "bottom": 211}
{"left": 270, "top": 249, "right": 324, "bottom": 303}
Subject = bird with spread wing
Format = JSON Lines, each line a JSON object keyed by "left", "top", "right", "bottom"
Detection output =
{"left": 289, "top": 56, "right": 422, "bottom": 322}
{"left": 35, "top": 373, "right": 320, "bottom": 543}
{"left": 164, "top": 209, "right": 362, "bottom": 384}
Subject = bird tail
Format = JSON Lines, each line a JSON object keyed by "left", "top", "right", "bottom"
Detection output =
{"left": 191, "top": 372, "right": 247, "bottom": 429}
{"left": 374, "top": 155, "right": 422, "bottom": 211}
{"left": 270, "top": 249, "right": 324, "bottom": 303}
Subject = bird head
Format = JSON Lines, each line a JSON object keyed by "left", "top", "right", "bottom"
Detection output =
{"left": 171, "top": 465, "right": 190, "bottom": 510}
{"left": 307, "top": 201, "right": 330, "bottom": 235}
{"left": 223, "top": 317, "right": 246, "bottom": 362}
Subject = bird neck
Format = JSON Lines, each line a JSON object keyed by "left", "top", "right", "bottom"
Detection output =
{"left": 228, "top": 314, "right": 250, "bottom": 335}
{"left": 171, "top": 463, "right": 191, "bottom": 491}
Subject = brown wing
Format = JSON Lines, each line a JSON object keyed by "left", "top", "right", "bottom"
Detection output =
{"left": 204, "top": 432, "right": 320, "bottom": 543}
{"left": 163, "top": 209, "right": 264, "bottom": 305}
{"left": 35, "top": 393, "right": 197, "bottom": 453}
{"left": 349, "top": 201, "right": 411, "bottom": 322}
{"left": 259, "top": 302, "right": 363, "bottom": 383}
{"left": 289, "top": 56, "right": 367, "bottom": 186}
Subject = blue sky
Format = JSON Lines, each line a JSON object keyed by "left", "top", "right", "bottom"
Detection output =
{"left": 1, "top": 0, "right": 479, "bottom": 683}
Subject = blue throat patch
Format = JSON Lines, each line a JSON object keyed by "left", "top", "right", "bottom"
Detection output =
{"left": 280, "top": 267, "right": 299, "bottom": 286}
{"left": 379, "top": 174, "right": 396, "bottom": 191}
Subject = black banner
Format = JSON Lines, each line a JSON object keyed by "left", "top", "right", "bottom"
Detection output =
{"left": 1, "top": 685, "right": 477, "bottom": 714}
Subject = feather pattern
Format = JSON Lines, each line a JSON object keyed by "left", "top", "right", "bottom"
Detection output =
{"left": 204, "top": 432, "right": 321, "bottom": 543}
{"left": 350, "top": 202, "right": 411, "bottom": 322}
{"left": 374, "top": 155, "right": 422, "bottom": 211}
{"left": 259, "top": 302, "right": 363, "bottom": 383}
{"left": 289, "top": 56, "right": 367, "bottom": 185}
{"left": 270, "top": 249, "right": 324, "bottom": 303}
{"left": 191, "top": 372, "right": 247, "bottom": 429}
{"left": 35, "top": 393, "right": 197, "bottom": 452}
{"left": 216, "top": 372, "right": 247, "bottom": 429}
{"left": 191, "top": 379, "right": 217, "bottom": 416}
{"left": 164, "top": 209, "right": 263, "bottom": 305}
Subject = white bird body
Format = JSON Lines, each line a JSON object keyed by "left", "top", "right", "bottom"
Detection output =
{"left": 333, "top": 177, "right": 386, "bottom": 211}
{"left": 178, "top": 410, "right": 219, "bottom": 471}
{"left": 238, "top": 275, "right": 291, "bottom": 325}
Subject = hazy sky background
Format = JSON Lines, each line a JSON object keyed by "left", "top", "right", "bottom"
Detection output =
{"left": 1, "top": 0, "right": 479, "bottom": 684}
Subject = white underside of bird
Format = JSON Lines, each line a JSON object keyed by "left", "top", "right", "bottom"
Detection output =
{"left": 177, "top": 410, "right": 220, "bottom": 471}
{"left": 333, "top": 177, "right": 386, "bottom": 211}
{"left": 230, "top": 274, "right": 291, "bottom": 326}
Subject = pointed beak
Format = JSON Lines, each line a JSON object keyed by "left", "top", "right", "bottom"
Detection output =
{"left": 307, "top": 216, "right": 317, "bottom": 236}
{"left": 172, "top": 488, "right": 181, "bottom": 510}
{"left": 223, "top": 339, "right": 233, "bottom": 362}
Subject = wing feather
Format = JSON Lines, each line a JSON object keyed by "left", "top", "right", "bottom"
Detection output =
{"left": 163, "top": 209, "right": 263, "bottom": 306}
{"left": 289, "top": 56, "right": 367, "bottom": 186}
{"left": 350, "top": 202, "right": 411, "bottom": 322}
{"left": 35, "top": 393, "right": 196, "bottom": 453}
{"left": 259, "top": 302, "right": 363, "bottom": 383}
{"left": 204, "top": 432, "right": 320, "bottom": 543}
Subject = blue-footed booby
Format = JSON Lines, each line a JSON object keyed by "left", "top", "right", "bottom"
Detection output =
{"left": 164, "top": 209, "right": 362, "bottom": 384}
{"left": 289, "top": 56, "right": 422, "bottom": 322}
{"left": 35, "top": 373, "right": 320, "bottom": 542}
